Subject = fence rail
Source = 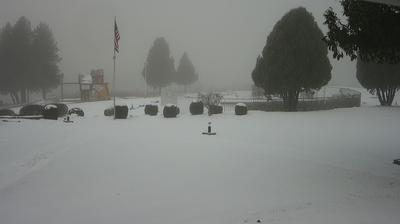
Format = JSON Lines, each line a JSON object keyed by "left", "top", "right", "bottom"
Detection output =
{"left": 221, "top": 95, "right": 361, "bottom": 112}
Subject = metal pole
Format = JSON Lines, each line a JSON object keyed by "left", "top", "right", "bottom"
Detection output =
{"left": 145, "top": 62, "right": 148, "bottom": 98}
{"left": 113, "top": 49, "right": 116, "bottom": 118}
{"left": 60, "top": 73, "right": 64, "bottom": 102}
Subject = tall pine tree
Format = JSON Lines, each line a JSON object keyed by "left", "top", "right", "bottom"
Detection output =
{"left": 252, "top": 7, "right": 331, "bottom": 111}
{"left": 175, "top": 52, "right": 198, "bottom": 93}
{"left": 0, "top": 18, "right": 61, "bottom": 104}
{"left": 11, "top": 16, "right": 33, "bottom": 103}
{"left": 31, "top": 23, "right": 61, "bottom": 99}
{"left": 143, "top": 37, "right": 175, "bottom": 94}
{"left": 0, "top": 23, "right": 20, "bottom": 104}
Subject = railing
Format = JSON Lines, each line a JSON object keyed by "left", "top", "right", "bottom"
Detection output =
{"left": 221, "top": 95, "right": 361, "bottom": 112}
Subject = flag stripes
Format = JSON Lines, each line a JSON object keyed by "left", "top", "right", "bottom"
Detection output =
{"left": 114, "top": 18, "right": 120, "bottom": 53}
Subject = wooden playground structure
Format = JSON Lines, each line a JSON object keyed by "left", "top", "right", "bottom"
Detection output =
{"left": 60, "top": 69, "right": 111, "bottom": 102}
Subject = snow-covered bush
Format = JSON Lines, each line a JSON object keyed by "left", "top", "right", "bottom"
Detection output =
{"left": 145, "top": 104, "right": 158, "bottom": 116}
{"left": 163, "top": 104, "right": 179, "bottom": 118}
{"left": 19, "top": 104, "right": 44, "bottom": 116}
{"left": 209, "top": 105, "right": 223, "bottom": 115}
{"left": 189, "top": 101, "right": 204, "bottom": 115}
{"left": 45, "top": 103, "right": 68, "bottom": 117}
{"left": 235, "top": 103, "right": 247, "bottom": 115}
{"left": 68, "top": 108, "right": 84, "bottom": 117}
{"left": 0, "top": 109, "right": 16, "bottom": 116}
{"left": 104, "top": 107, "right": 114, "bottom": 116}
{"left": 198, "top": 92, "right": 223, "bottom": 109}
{"left": 43, "top": 105, "right": 58, "bottom": 120}
{"left": 115, "top": 105, "right": 128, "bottom": 119}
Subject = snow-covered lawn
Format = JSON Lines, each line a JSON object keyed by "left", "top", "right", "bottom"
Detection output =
{"left": 1, "top": 95, "right": 400, "bottom": 224}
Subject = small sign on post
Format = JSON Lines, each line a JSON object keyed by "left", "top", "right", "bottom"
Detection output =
{"left": 202, "top": 122, "right": 216, "bottom": 135}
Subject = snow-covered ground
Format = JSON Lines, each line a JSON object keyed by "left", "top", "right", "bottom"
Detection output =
{"left": 1, "top": 90, "right": 400, "bottom": 224}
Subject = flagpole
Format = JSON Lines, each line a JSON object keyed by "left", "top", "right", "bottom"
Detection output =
{"left": 113, "top": 16, "right": 117, "bottom": 119}
{"left": 113, "top": 47, "right": 116, "bottom": 118}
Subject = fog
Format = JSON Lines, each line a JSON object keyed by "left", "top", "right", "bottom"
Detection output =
{"left": 0, "top": 0, "right": 359, "bottom": 94}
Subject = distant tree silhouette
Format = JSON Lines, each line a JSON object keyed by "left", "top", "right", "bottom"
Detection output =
{"left": 357, "top": 59, "right": 400, "bottom": 106}
{"left": 0, "top": 23, "right": 20, "bottom": 104}
{"left": 175, "top": 52, "right": 198, "bottom": 93}
{"left": 142, "top": 37, "right": 175, "bottom": 94}
{"left": 31, "top": 23, "right": 61, "bottom": 99}
{"left": 323, "top": 0, "right": 400, "bottom": 63}
{"left": 0, "top": 17, "right": 61, "bottom": 104}
{"left": 252, "top": 7, "right": 331, "bottom": 111}
{"left": 11, "top": 16, "right": 33, "bottom": 103}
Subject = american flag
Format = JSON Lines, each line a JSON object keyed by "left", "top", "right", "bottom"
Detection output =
{"left": 114, "top": 18, "right": 120, "bottom": 53}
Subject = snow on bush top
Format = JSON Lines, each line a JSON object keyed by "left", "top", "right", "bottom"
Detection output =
{"left": 45, "top": 104, "right": 57, "bottom": 109}
{"left": 236, "top": 103, "right": 247, "bottom": 107}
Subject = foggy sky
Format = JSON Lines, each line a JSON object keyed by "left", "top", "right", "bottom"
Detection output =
{"left": 0, "top": 0, "right": 359, "bottom": 93}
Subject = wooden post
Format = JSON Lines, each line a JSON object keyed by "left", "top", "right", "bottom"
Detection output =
{"left": 60, "top": 73, "right": 64, "bottom": 102}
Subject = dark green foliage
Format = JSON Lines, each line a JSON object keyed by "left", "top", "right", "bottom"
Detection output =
{"left": 235, "top": 104, "right": 247, "bottom": 115}
{"left": 43, "top": 105, "right": 58, "bottom": 120}
{"left": 163, "top": 105, "right": 179, "bottom": 118}
{"left": 145, "top": 104, "right": 158, "bottom": 116}
{"left": 189, "top": 101, "right": 204, "bottom": 115}
{"left": 143, "top": 37, "right": 175, "bottom": 92}
{"left": 115, "top": 105, "right": 128, "bottom": 119}
{"left": 208, "top": 105, "right": 223, "bottom": 115}
{"left": 252, "top": 7, "right": 331, "bottom": 111}
{"left": 104, "top": 107, "right": 115, "bottom": 116}
{"left": 8, "top": 17, "right": 32, "bottom": 104}
{"left": 0, "top": 17, "right": 61, "bottom": 103}
{"left": 68, "top": 108, "right": 84, "bottom": 117}
{"left": 175, "top": 52, "right": 198, "bottom": 92}
{"left": 323, "top": 0, "right": 400, "bottom": 63}
{"left": 0, "top": 109, "right": 16, "bottom": 116}
{"left": 0, "top": 23, "right": 19, "bottom": 102}
{"left": 19, "top": 104, "right": 44, "bottom": 116}
{"left": 31, "top": 23, "right": 61, "bottom": 97}
{"left": 45, "top": 103, "right": 68, "bottom": 117}
{"left": 356, "top": 59, "right": 400, "bottom": 106}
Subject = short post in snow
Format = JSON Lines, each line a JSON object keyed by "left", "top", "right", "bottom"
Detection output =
{"left": 202, "top": 121, "right": 216, "bottom": 135}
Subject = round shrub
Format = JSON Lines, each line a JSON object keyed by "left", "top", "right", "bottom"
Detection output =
{"left": 45, "top": 103, "right": 68, "bottom": 117}
{"left": 190, "top": 101, "right": 204, "bottom": 115}
{"left": 68, "top": 107, "right": 84, "bottom": 117}
{"left": 163, "top": 104, "right": 179, "bottom": 118}
{"left": 19, "top": 104, "right": 44, "bottom": 116}
{"left": 54, "top": 103, "right": 68, "bottom": 117}
{"left": 43, "top": 104, "right": 58, "bottom": 120}
{"left": 235, "top": 103, "right": 247, "bottom": 115}
{"left": 145, "top": 104, "right": 158, "bottom": 116}
{"left": 115, "top": 105, "right": 128, "bottom": 119}
{"left": 104, "top": 107, "right": 114, "bottom": 116}
{"left": 208, "top": 105, "right": 223, "bottom": 115}
{"left": 0, "top": 109, "right": 16, "bottom": 116}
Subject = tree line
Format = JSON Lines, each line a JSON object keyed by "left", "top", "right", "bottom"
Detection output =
{"left": 252, "top": 0, "right": 400, "bottom": 111}
{"left": 142, "top": 37, "right": 198, "bottom": 94}
{"left": 0, "top": 16, "right": 61, "bottom": 104}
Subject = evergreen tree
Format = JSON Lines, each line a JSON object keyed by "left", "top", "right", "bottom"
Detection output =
{"left": 357, "top": 59, "right": 400, "bottom": 106}
{"left": 252, "top": 7, "right": 331, "bottom": 111}
{"left": 0, "top": 18, "right": 61, "bottom": 104}
{"left": 31, "top": 23, "right": 61, "bottom": 99}
{"left": 10, "top": 16, "right": 33, "bottom": 103}
{"left": 323, "top": 0, "right": 400, "bottom": 63}
{"left": 0, "top": 23, "right": 20, "bottom": 104}
{"left": 175, "top": 52, "right": 198, "bottom": 93}
{"left": 143, "top": 37, "right": 175, "bottom": 93}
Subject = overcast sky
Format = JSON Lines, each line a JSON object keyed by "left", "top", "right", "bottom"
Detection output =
{"left": 0, "top": 0, "right": 359, "bottom": 93}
